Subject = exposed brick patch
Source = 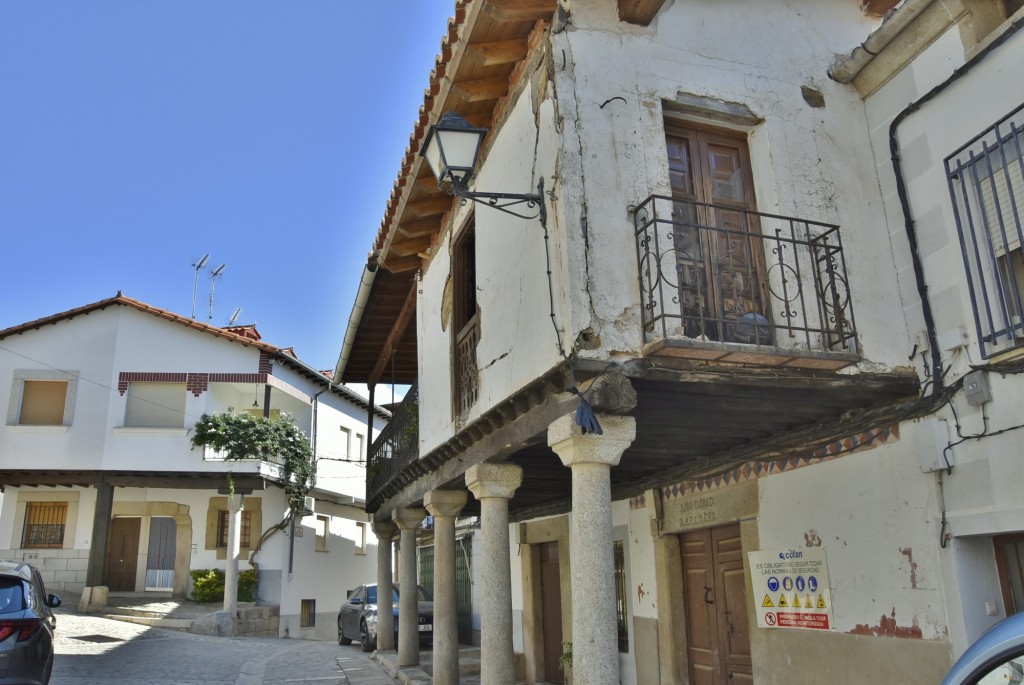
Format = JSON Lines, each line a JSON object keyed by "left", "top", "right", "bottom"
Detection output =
{"left": 119, "top": 372, "right": 268, "bottom": 396}
{"left": 118, "top": 372, "right": 187, "bottom": 395}
{"left": 849, "top": 609, "right": 923, "bottom": 639}
{"left": 186, "top": 373, "right": 209, "bottom": 397}
{"left": 259, "top": 351, "right": 273, "bottom": 375}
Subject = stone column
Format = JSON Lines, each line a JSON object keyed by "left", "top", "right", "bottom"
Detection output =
{"left": 373, "top": 520, "right": 398, "bottom": 651}
{"left": 425, "top": 489, "right": 469, "bottom": 685}
{"left": 548, "top": 414, "right": 636, "bottom": 685}
{"left": 466, "top": 463, "right": 523, "bottom": 685}
{"left": 394, "top": 507, "right": 426, "bottom": 666}
{"left": 223, "top": 494, "right": 244, "bottom": 615}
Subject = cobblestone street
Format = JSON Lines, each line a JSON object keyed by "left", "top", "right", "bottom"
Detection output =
{"left": 51, "top": 610, "right": 394, "bottom": 685}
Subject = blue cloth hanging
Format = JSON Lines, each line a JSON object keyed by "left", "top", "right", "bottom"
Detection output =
{"left": 568, "top": 386, "right": 603, "bottom": 435}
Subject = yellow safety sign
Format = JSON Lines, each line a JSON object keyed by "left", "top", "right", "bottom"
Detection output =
{"left": 762, "top": 594, "right": 774, "bottom": 608}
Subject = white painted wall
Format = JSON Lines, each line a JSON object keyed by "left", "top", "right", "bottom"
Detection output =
{"left": 862, "top": 16, "right": 1024, "bottom": 654}
{"left": 552, "top": 0, "right": 911, "bottom": 370}
{"left": 416, "top": 0, "right": 918, "bottom": 454}
{"left": 417, "top": 91, "right": 565, "bottom": 453}
{"left": 757, "top": 425, "right": 947, "bottom": 639}
{"left": 0, "top": 301, "right": 385, "bottom": 636}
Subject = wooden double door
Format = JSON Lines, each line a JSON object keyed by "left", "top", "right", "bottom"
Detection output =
{"left": 681, "top": 524, "right": 752, "bottom": 685}
{"left": 665, "top": 124, "right": 771, "bottom": 344}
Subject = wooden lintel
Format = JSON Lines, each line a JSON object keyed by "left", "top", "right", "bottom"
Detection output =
{"left": 368, "top": 285, "right": 418, "bottom": 387}
{"left": 467, "top": 39, "right": 529, "bottom": 66}
{"left": 616, "top": 0, "right": 670, "bottom": 25}
{"left": 484, "top": 0, "right": 555, "bottom": 22}
{"left": 451, "top": 77, "right": 511, "bottom": 103}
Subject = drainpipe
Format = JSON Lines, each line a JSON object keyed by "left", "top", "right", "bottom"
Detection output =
{"left": 366, "top": 385, "right": 375, "bottom": 463}
{"left": 888, "top": 16, "right": 1024, "bottom": 393}
{"left": 335, "top": 255, "right": 380, "bottom": 379}
{"left": 290, "top": 387, "right": 328, "bottom": 577}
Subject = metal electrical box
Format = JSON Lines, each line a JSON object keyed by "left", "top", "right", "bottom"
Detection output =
{"left": 917, "top": 419, "right": 952, "bottom": 473}
{"left": 963, "top": 370, "right": 993, "bottom": 406}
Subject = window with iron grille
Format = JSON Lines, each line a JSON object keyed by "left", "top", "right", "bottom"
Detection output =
{"left": 452, "top": 220, "right": 479, "bottom": 415}
{"left": 22, "top": 502, "right": 67, "bottom": 548}
{"left": 614, "top": 540, "right": 629, "bottom": 653}
{"left": 216, "top": 509, "right": 252, "bottom": 548}
{"left": 300, "top": 598, "right": 316, "bottom": 628}
{"left": 947, "top": 103, "right": 1024, "bottom": 358}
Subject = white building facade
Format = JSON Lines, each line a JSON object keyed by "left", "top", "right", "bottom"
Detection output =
{"left": 339, "top": 1, "right": 1024, "bottom": 683}
{"left": 0, "top": 294, "right": 388, "bottom": 640}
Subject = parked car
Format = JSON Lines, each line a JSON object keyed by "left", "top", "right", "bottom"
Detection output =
{"left": 941, "top": 612, "right": 1024, "bottom": 685}
{"left": 337, "top": 582, "right": 433, "bottom": 652}
{"left": 0, "top": 560, "right": 62, "bottom": 685}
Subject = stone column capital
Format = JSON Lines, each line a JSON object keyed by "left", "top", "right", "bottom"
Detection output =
{"left": 425, "top": 489, "right": 468, "bottom": 519}
{"left": 393, "top": 506, "right": 426, "bottom": 532}
{"left": 466, "top": 463, "right": 523, "bottom": 501}
{"left": 547, "top": 414, "right": 636, "bottom": 468}
{"left": 226, "top": 493, "right": 244, "bottom": 512}
{"left": 372, "top": 519, "right": 398, "bottom": 540}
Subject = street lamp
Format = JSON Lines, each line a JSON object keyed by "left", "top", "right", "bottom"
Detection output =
{"left": 419, "top": 111, "right": 546, "bottom": 224}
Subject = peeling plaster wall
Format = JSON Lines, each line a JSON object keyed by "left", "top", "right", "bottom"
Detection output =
{"left": 416, "top": 87, "right": 566, "bottom": 453}
{"left": 550, "top": 0, "right": 911, "bottom": 368}
{"left": 755, "top": 428, "right": 953, "bottom": 682}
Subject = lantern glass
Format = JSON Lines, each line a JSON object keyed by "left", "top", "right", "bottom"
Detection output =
{"left": 420, "top": 112, "right": 487, "bottom": 187}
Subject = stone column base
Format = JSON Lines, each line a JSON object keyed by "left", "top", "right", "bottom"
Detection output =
{"left": 79, "top": 585, "right": 109, "bottom": 612}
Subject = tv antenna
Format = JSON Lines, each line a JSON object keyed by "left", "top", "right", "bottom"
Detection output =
{"left": 208, "top": 264, "right": 226, "bottom": 324}
{"left": 190, "top": 254, "right": 210, "bottom": 319}
{"left": 228, "top": 307, "right": 243, "bottom": 326}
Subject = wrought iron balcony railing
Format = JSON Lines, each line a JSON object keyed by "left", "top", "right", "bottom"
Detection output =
{"left": 368, "top": 383, "right": 419, "bottom": 502}
{"left": 633, "top": 195, "right": 858, "bottom": 354}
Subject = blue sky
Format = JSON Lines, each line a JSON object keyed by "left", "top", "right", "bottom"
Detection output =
{"left": 0, "top": 2, "right": 453, "bottom": 382}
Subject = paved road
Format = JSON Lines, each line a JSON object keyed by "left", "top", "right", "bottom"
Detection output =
{"left": 51, "top": 610, "right": 395, "bottom": 685}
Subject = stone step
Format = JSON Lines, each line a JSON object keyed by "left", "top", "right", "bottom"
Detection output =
{"left": 99, "top": 613, "right": 196, "bottom": 632}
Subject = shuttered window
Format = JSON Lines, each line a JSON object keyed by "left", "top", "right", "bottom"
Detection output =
{"left": 124, "top": 382, "right": 185, "bottom": 428}
{"left": 19, "top": 381, "right": 68, "bottom": 425}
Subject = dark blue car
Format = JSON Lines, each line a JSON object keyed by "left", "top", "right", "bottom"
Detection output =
{"left": 0, "top": 561, "right": 62, "bottom": 685}
{"left": 337, "top": 583, "right": 433, "bottom": 652}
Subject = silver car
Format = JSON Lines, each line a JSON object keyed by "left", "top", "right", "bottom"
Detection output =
{"left": 0, "top": 561, "right": 62, "bottom": 685}
{"left": 941, "top": 612, "right": 1024, "bottom": 685}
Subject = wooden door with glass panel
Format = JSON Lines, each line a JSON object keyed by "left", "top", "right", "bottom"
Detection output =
{"left": 665, "top": 123, "right": 771, "bottom": 344}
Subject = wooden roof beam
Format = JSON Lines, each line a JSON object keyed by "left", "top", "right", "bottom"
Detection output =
{"left": 451, "top": 77, "right": 512, "bottom": 103}
{"left": 617, "top": 0, "right": 670, "bottom": 25}
{"left": 484, "top": 0, "right": 556, "bottom": 22}
{"left": 369, "top": 285, "right": 419, "bottom": 387}
{"left": 467, "top": 38, "right": 529, "bottom": 66}
{"left": 405, "top": 196, "right": 455, "bottom": 219}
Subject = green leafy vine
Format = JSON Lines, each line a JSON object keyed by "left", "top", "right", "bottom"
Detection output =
{"left": 190, "top": 411, "right": 316, "bottom": 512}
